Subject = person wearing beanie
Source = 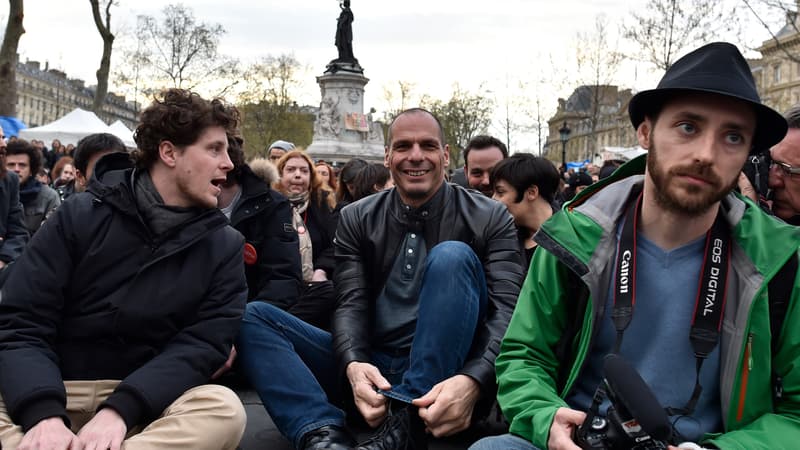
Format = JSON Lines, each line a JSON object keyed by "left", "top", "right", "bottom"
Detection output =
{"left": 267, "top": 139, "right": 296, "bottom": 163}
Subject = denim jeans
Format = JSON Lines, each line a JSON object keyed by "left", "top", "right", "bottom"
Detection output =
{"left": 236, "top": 241, "right": 487, "bottom": 448}
{"left": 469, "top": 434, "right": 540, "bottom": 450}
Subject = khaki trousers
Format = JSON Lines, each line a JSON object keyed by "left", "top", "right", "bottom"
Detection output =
{"left": 0, "top": 381, "right": 246, "bottom": 450}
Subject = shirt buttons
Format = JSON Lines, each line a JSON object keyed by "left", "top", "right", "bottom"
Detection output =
{"left": 410, "top": 234, "right": 416, "bottom": 239}
{"left": 406, "top": 264, "right": 412, "bottom": 269}
{"left": 408, "top": 249, "right": 413, "bottom": 254}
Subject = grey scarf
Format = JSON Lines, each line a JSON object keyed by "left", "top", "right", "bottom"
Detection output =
{"left": 134, "top": 171, "right": 202, "bottom": 237}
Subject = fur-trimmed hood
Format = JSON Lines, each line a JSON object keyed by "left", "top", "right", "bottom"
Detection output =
{"left": 248, "top": 157, "right": 279, "bottom": 187}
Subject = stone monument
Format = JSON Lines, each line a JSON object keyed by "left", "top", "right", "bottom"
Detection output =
{"left": 307, "top": 0, "right": 385, "bottom": 164}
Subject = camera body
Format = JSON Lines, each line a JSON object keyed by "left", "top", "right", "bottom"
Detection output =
{"left": 742, "top": 150, "right": 771, "bottom": 199}
{"left": 574, "top": 406, "right": 668, "bottom": 450}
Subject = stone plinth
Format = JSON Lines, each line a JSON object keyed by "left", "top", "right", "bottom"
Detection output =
{"left": 306, "top": 71, "right": 385, "bottom": 164}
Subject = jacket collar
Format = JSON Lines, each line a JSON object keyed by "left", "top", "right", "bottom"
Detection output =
{"left": 390, "top": 181, "right": 449, "bottom": 226}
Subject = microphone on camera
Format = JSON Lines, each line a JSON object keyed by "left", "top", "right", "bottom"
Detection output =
{"left": 603, "top": 354, "right": 673, "bottom": 442}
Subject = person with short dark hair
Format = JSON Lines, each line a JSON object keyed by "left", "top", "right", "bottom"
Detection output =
{"left": 73, "top": 132, "right": 127, "bottom": 193}
{"left": 0, "top": 88, "right": 248, "bottom": 449}
{"left": 6, "top": 139, "right": 61, "bottom": 234}
{"left": 598, "top": 159, "right": 625, "bottom": 180}
{"left": 352, "top": 163, "right": 392, "bottom": 201}
{"left": 564, "top": 170, "right": 594, "bottom": 200}
{"left": 472, "top": 42, "right": 800, "bottom": 450}
{"left": 463, "top": 135, "right": 508, "bottom": 197}
{"left": 490, "top": 154, "right": 560, "bottom": 266}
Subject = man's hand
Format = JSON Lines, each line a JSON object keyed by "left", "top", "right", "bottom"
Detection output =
{"left": 212, "top": 345, "right": 237, "bottom": 380}
{"left": 18, "top": 417, "right": 78, "bottom": 450}
{"left": 412, "top": 374, "right": 480, "bottom": 437}
{"left": 311, "top": 269, "right": 328, "bottom": 282}
{"left": 346, "top": 361, "right": 391, "bottom": 427}
{"left": 547, "top": 407, "right": 585, "bottom": 450}
{"left": 738, "top": 172, "right": 758, "bottom": 202}
{"left": 76, "top": 408, "right": 127, "bottom": 450}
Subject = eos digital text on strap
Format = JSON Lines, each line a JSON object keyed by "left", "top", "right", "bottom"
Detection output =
{"left": 611, "top": 185, "right": 731, "bottom": 417}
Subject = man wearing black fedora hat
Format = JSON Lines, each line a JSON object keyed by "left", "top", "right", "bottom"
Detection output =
{"left": 471, "top": 42, "right": 800, "bottom": 450}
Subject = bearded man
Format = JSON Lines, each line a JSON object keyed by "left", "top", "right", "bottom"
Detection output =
{"left": 471, "top": 42, "right": 800, "bottom": 450}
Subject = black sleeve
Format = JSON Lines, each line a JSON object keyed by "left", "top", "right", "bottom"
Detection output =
{"left": 0, "top": 204, "right": 75, "bottom": 431}
{"left": 332, "top": 204, "right": 372, "bottom": 375}
{"left": 0, "top": 174, "right": 30, "bottom": 263}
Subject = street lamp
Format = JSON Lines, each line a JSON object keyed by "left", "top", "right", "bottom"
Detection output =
{"left": 559, "top": 121, "right": 571, "bottom": 174}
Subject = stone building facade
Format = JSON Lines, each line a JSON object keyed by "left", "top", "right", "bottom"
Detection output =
{"left": 15, "top": 59, "right": 138, "bottom": 129}
{"left": 543, "top": 85, "right": 637, "bottom": 166}
{"left": 749, "top": 17, "right": 800, "bottom": 115}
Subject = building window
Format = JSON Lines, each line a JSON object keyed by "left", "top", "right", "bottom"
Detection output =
{"left": 774, "top": 65, "right": 782, "bottom": 84}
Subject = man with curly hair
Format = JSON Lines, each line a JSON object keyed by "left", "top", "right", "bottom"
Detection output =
{"left": 0, "top": 88, "right": 248, "bottom": 450}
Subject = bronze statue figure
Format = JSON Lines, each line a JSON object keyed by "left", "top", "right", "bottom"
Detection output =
{"left": 335, "top": 0, "right": 355, "bottom": 63}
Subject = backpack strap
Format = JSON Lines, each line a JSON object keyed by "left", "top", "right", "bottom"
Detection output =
{"left": 768, "top": 253, "right": 798, "bottom": 403}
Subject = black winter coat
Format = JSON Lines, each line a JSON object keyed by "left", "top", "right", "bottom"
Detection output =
{"left": 0, "top": 159, "right": 247, "bottom": 432}
{"left": 333, "top": 183, "right": 525, "bottom": 396}
{"left": 0, "top": 171, "right": 29, "bottom": 264}
{"left": 230, "top": 165, "right": 302, "bottom": 307}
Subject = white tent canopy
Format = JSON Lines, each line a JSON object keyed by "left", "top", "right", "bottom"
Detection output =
{"left": 601, "top": 146, "right": 648, "bottom": 162}
{"left": 19, "top": 108, "right": 134, "bottom": 147}
{"left": 108, "top": 120, "right": 136, "bottom": 148}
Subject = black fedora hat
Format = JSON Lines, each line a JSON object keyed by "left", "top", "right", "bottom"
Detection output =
{"left": 628, "top": 42, "right": 787, "bottom": 152}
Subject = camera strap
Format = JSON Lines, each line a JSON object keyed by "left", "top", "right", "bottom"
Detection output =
{"left": 612, "top": 185, "right": 731, "bottom": 417}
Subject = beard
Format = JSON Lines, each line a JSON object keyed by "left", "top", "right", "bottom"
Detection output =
{"left": 647, "top": 134, "right": 738, "bottom": 216}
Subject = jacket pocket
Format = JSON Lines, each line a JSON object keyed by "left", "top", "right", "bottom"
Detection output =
{"left": 736, "top": 333, "right": 753, "bottom": 422}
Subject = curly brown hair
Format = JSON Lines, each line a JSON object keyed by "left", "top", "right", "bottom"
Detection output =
{"left": 133, "top": 88, "right": 240, "bottom": 170}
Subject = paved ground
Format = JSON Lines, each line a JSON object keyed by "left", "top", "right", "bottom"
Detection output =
{"left": 235, "top": 388, "right": 501, "bottom": 450}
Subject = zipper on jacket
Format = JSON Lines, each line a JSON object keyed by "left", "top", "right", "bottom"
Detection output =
{"left": 736, "top": 333, "right": 753, "bottom": 422}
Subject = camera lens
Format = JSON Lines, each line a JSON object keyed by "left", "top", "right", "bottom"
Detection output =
{"left": 590, "top": 416, "right": 607, "bottom": 431}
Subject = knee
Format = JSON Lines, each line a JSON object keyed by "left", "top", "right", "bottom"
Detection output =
{"left": 241, "top": 301, "right": 285, "bottom": 327}
{"left": 193, "top": 385, "right": 246, "bottom": 439}
{"left": 427, "top": 241, "right": 478, "bottom": 269}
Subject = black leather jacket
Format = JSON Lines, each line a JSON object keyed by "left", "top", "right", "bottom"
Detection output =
{"left": 333, "top": 182, "right": 525, "bottom": 394}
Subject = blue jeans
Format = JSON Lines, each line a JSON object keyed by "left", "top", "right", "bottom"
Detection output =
{"left": 236, "top": 241, "right": 487, "bottom": 448}
{"left": 469, "top": 434, "right": 540, "bottom": 450}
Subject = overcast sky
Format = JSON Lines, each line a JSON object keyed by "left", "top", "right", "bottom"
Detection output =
{"left": 12, "top": 0, "right": 780, "bottom": 150}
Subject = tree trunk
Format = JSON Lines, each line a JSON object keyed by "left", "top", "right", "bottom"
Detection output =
{"left": 0, "top": 0, "right": 24, "bottom": 118}
{"left": 90, "top": 0, "right": 114, "bottom": 117}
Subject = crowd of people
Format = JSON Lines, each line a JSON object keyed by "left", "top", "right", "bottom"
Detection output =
{"left": 0, "top": 41, "right": 798, "bottom": 450}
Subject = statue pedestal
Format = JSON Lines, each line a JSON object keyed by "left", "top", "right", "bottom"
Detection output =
{"left": 306, "top": 71, "right": 385, "bottom": 164}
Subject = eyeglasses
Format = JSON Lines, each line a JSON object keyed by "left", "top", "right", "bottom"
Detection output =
{"left": 771, "top": 160, "right": 800, "bottom": 177}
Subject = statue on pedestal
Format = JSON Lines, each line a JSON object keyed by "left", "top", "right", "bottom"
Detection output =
{"left": 327, "top": 0, "right": 363, "bottom": 74}
{"left": 335, "top": 1, "right": 355, "bottom": 62}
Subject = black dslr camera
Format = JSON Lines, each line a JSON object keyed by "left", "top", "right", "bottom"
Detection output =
{"left": 573, "top": 355, "right": 673, "bottom": 450}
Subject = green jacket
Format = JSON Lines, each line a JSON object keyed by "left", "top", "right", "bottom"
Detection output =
{"left": 497, "top": 156, "right": 800, "bottom": 450}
